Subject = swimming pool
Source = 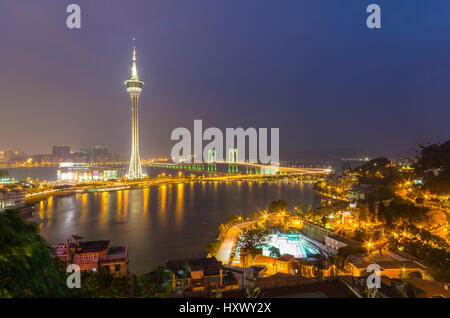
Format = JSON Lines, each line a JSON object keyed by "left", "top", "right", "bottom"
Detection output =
{"left": 262, "top": 231, "right": 320, "bottom": 258}
{"left": 235, "top": 230, "right": 321, "bottom": 261}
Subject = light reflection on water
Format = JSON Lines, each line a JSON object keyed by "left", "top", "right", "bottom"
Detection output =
{"left": 35, "top": 181, "right": 321, "bottom": 274}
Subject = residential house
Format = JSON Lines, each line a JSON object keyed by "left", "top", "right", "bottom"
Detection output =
{"left": 51, "top": 240, "right": 129, "bottom": 277}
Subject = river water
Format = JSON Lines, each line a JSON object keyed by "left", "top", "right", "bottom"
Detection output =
{"left": 31, "top": 181, "right": 322, "bottom": 274}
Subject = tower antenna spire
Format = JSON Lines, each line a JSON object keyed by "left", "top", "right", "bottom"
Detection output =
{"left": 130, "top": 38, "right": 138, "bottom": 80}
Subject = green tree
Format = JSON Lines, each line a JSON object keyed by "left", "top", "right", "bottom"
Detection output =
{"left": 294, "top": 203, "right": 303, "bottom": 217}
{"left": 381, "top": 197, "right": 428, "bottom": 225}
{"left": 416, "top": 140, "right": 450, "bottom": 172}
{"left": 0, "top": 170, "right": 9, "bottom": 178}
{"left": 415, "top": 140, "right": 450, "bottom": 194}
{"left": 0, "top": 210, "right": 75, "bottom": 297}
{"left": 246, "top": 273, "right": 262, "bottom": 298}
{"left": 267, "top": 200, "right": 288, "bottom": 213}
{"left": 310, "top": 206, "right": 329, "bottom": 222}
{"left": 354, "top": 229, "right": 369, "bottom": 242}
{"left": 205, "top": 239, "right": 221, "bottom": 256}
{"left": 80, "top": 271, "right": 135, "bottom": 297}
{"left": 313, "top": 253, "right": 327, "bottom": 279}
{"left": 356, "top": 203, "right": 369, "bottom": 229}
{"left": 327, "top": 255, "right": 340, "bottom": 277}
{"left": 135, "top": 266, "right": 173, "bottom": 297}
{"left": 368, "top": 200, "right": 377, "bottom": 223}
{"left": 364, "top": 286, "right": 378, "bottom": 298}
{"left": 415, "top": 197, "right": 425, "bottom": 205}
{"left": 240, "top": 229, "right": 269, "bottom": 250}
{"left": 268, "top": 246, "right": 281, "bottom": 258}
{"left": 0, "top": 209, "right": 171, "bottom": 298}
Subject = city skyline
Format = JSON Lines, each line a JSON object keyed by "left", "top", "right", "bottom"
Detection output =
{"left": 1, "top": 1, "right": 449, "bottom": 302}
{"left": 1, "top": 1, "right": 450, "bottom": 161}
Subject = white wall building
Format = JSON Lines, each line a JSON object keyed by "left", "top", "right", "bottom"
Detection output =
{"left": 0, "top": 188, "right": 25, "bottom": 211}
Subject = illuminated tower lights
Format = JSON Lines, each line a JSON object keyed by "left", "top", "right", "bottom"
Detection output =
{"left": 124, "top": 42, "right": 144, "bottom": 179}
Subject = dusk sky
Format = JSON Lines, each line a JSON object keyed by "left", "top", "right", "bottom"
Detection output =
{"left": 1, "top": 0, "right": 450, "bottom": 161}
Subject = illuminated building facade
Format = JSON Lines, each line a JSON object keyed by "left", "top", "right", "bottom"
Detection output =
{"left": 56, "top": 162, "right": 120, "bottom": 182}
{"left": 0, "top": 188, "right": 25, "bottom": 211}
{"left": 124, "top": 44, "right": 144, "bottom": 179}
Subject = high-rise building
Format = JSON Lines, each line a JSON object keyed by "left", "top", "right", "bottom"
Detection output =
{"left": 79, "top": 146, "right": 110, "bottom": 163}
{"left": 31, "top": 154, "right": 53, "bottom": 164}
{"left": 124, "top": 44, "right": 144, "bottom": 179}
{"left": 52, "top": 146, "right": 71, "bottom": 162}
{"left": 1, "top": 150, "right": 21, "bottom": 162}
{"left": 70, "top": 152, "right": 89, "bottom": 163}
{"left": 93, "top": 146, "right": 110, "bottom": 163}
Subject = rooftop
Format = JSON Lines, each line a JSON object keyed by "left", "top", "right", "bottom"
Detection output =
{"left": 253, "top": 255, "right": 277, "bottom": 265}
{"left": 405, "top": 278, "right": 450, "bottom": 298}
{"left": 76, "top": 240, "right": 110, "bottom": 253}
{"left": 326, "top": 234, "right": 359, "bottom": 246}
{"left": 103, "top": 245, "right": 128, "bottom": 260}
{"left": 347, "top": 254, "right": 426, "bottom": 271}
{"left": 278, "top": 254, "right": 295, "bottom": 262}
{"left": 376, "top": 260, "right": 424, "bottom": 270}
{"left": 347, "top": 255, "right": 374, "bottom": 269}
{"left": 212, "top": 280, "right": 353, "bottom": 298}
{"left": 166, "top": 257, "right": 222, "bottom": 278}
{"left": 51, "top": 240, "right": 111, "bottom": 256}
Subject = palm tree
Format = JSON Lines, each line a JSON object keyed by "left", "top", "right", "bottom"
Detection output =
{"left": 327, "top": 255, "right": 339, "bottom": 277}
{"left": 313, "top": 253, "right": 327, "bottom": 279}
{"left": 246, "top": 274, "right": 262, "bottom": 298}
{"left": 297, "top": 258, "right": 308, "bottom": 276}
{"left": 364, "top": 286, "right": 378, "bottom": 298}
{"left": 329, "top": 252, "right": 351, "bottom": 275}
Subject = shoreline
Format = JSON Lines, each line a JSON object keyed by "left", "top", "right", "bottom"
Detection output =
{"left": 25, "top": 176, "right": 319, "bottom": 207}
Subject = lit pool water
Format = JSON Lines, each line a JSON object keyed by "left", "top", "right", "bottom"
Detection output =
{"left": 263, "top": 231, "right": 320, "bottom": 258}
{"left": 236, "top": 230, "right": 322, "bottom": 261}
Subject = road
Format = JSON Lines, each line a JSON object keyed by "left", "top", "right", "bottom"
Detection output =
{"left": 397, "top": 191, "right": 450, "bottom": 214}
{"left": 216, "top": 220, "right": 256, "bottom": 264}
